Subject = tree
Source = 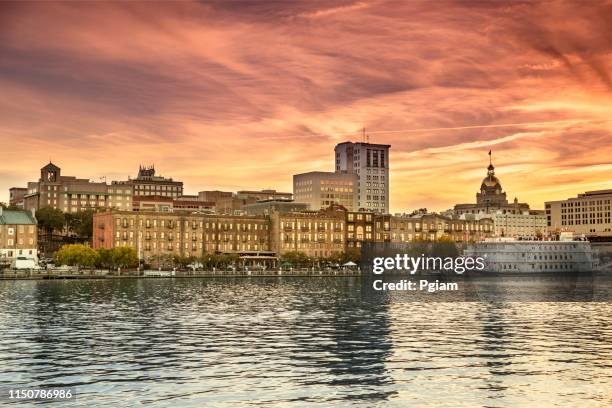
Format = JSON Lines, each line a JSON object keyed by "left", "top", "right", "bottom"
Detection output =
{"left": 66, "top": 209, "right": 95, "bottom": 239}
{"left": 0, "top": 203, "right": 20, "bottom": 210}
{"left": 97, "top": 248, "right": 113, "bottom": 269}
{"left": 110, "top": 247, "right": 138, "bottom": 269}
{"left": 150, "top": 254, "right": 174, "bottom": 269}
{"left": 280, "top": 251, "right": 311, "bottom": 268}
{"left": 55, "top": 244, "right": 99, "bottom": 267}
{"left": 36, "top": 206, "right": 65, "bottom": 234}
{"left": 433, "top": 236, "right": 459, "bottom": 258}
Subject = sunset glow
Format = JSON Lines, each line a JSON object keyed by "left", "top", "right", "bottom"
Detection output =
{"left": 1, "top": 1, "right": 611, "bottom": 211}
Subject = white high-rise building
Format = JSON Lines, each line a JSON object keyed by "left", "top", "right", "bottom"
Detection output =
{"left": 334, "top": 141, "right": 390, "bottom": 213}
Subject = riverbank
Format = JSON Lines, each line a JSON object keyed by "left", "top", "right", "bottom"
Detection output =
{"left": 0, "top": 268, "right": 361, "bottom": 280}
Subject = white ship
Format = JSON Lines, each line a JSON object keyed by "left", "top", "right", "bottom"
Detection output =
{"left": 464, "top": 233, "right": 596, "bottom": 273}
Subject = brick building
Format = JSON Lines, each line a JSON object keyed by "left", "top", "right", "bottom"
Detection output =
{"left": 0, "top": 208, "right": 38, "bottom": 264}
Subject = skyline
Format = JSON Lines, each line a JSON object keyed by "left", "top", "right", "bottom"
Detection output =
{"left": 1, "top": 1, "right": 612, "bottom": 211}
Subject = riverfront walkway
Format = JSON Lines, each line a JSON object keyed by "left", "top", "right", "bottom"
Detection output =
{"left": 0, "top": 268, "right": 361, "bottom": 280}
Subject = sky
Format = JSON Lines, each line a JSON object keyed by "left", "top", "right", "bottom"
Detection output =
{"left": 1, "top": 0, "right": 611, "bottom": 212}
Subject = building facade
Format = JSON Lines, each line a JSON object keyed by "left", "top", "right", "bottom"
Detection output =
{"left": 23, "top": 162, "right": 133, "bottom": 212}
{"left": 113, "top": 165, "right": 183, "bottom": 199}
{"left": 236, "top": 190, "right": 293, "bottom": 201}
{"left": 269, "top": 206, "right": 346, "bottom": 258}
{"left": 132, "top": 196, "right": 215, "bottom": 212}
{"left": 293, "top": 171, "right": 358, "bottom": 212}
{"left": 9, "top": 187, "right": 27, "bottom": 208}
{"left": 546, "top": 189, "right": 612, "bottom": 238}
{"left": 0, "top": 209, "right": 38, "bottom": 264}
{"left": 487, "top": 211, "right": 547, "bottom": 238}
{"left": 243, "top": 200, "right": 309, "bottom": 216}
{"left": 389, "top": 213, "right": 494, "bottom": 243}
{"left": 198, "top": 189, "right": 294, "bottom": 215}
{"left": 453, "top": 157, "right": 530, "bottom": 216}
{"left": 335, "top": 141, "right": 390, "bottom": 213}
{"left": 93, "top": 211, "right": 270, "bottom": 261}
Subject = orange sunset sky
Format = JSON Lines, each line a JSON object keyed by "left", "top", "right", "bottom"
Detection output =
{"left": 1, "top": 1, "right": 611, "bottom": 212}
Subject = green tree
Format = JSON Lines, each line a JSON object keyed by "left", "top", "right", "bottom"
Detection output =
{"left": 110, "top": 247, "right": 138, "bottom": 269}
{"left": 36, "top": 206, "right": 65, "bottom": 234}
{"left": 340, "top": 248, "right": 361, "bottom": 264}
{"left": 55, "top": 244, "right": 99, "bottom": 267}
{"left": 280, "top": 251, "right": 311, "bottom": 268}
{"left": 66, "top": 209, "right": 95, "bottom": 239}
{"left": 97, "top": 248, "right": 113, "bottom": 269}
{"left": 0, "top": 203, "right": 20, "bottom": 210}
{"left": 433, "top": 236, "right": 459, "bottom": 258}
{"left": 150, "top": 254, "right": 174, "bottom": 269}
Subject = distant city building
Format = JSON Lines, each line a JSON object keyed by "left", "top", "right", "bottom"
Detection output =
{"left": 9, "top": 187, "right": 27, "bottom": 208}
{"left": 113, "top": 165, "right": 183, "bottom": 198}
{"left": 335, "top": 141, "right": 390, "bottom": 213}
{"left": 546, "top": 189, "right": 612, "bottom": 239}
{"left": 198, "top": 190, "right": 233, "bottom": 203}
{"left": 243, "top": 199, "right": 309, "bottom": 216}
{"left": 22, "top": 162, "right": 133, "bottom": 212}
{"left": 453, "top": 154, "right": 530, "bottom": 216}
{"left": 236, "top": 189, "right": 293, "bottom": 201}
{"left": 293, "top": 171, "right": 358, "bottom": 211}
{"left": 132, "top": 196, "right": 215, "bottom": 213}
{"left": 0, "top": 208, "right": 38, "bottom": 264}
{"left": 198, "top": 189, "right": 293, "bottom": 215}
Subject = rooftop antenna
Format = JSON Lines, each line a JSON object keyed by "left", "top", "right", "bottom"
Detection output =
{"left": 362, "top": 127, "right": 369, "bottom": 144}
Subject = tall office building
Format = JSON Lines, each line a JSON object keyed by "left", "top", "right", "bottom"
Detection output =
{"left": 293, "top": 171, "right": 358, "bottom": 211}
{"left": 334, "top": 141, "right": 390, "bottom": 213}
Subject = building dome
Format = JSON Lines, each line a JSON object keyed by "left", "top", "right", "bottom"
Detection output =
{"left": 482, "top": 174, "right": 501, "bottom": 188}
{"left": 481, "top": 163, "right": 501, "bottom": 189}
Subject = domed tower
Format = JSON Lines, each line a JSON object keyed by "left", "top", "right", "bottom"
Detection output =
{"left": 476, "top": 153, "right": 508, "bottom": 206}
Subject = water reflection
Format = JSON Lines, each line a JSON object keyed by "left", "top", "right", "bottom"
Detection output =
{"left": 0, "top": 277, "right": 610, "bottom": 407}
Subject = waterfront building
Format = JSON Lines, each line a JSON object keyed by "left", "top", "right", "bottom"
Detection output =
{"left": 293, "top": 171, "right": 358, "bottom": 212}
{"left": 453, "top": 154, "right": 530, "bottom": 216}
{"left": 545, "top": 189, "right": 612, "bottom": 239}
{"left": 335, "top": 141, "right": 390, "bottom": 213}
{"left": 23, "top": 162, "right": 133, "bottom": 212}
{"left": 345, "top": 211, "right": 376, "bottom": 249}
{"left": 487, "top": 210, "right": 547, "bottom": 239}
{"left": 389, "top": 213, "right": 494, "bottom": 243}
{"left": 112, "top": 165, "right": 183, "bottom": 199}
{"left": 93, "top": 211, "right": 270, "bottom": 262}
{"left": 0, "top": 208, "right": 38, "bottom": 264}
{"left": 269, "top": 206, "right": 346, "bottom": 258}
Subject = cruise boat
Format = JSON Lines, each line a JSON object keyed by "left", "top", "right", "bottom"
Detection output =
{"left": 464, "top": 233, "right": 596, "bottom": 273}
